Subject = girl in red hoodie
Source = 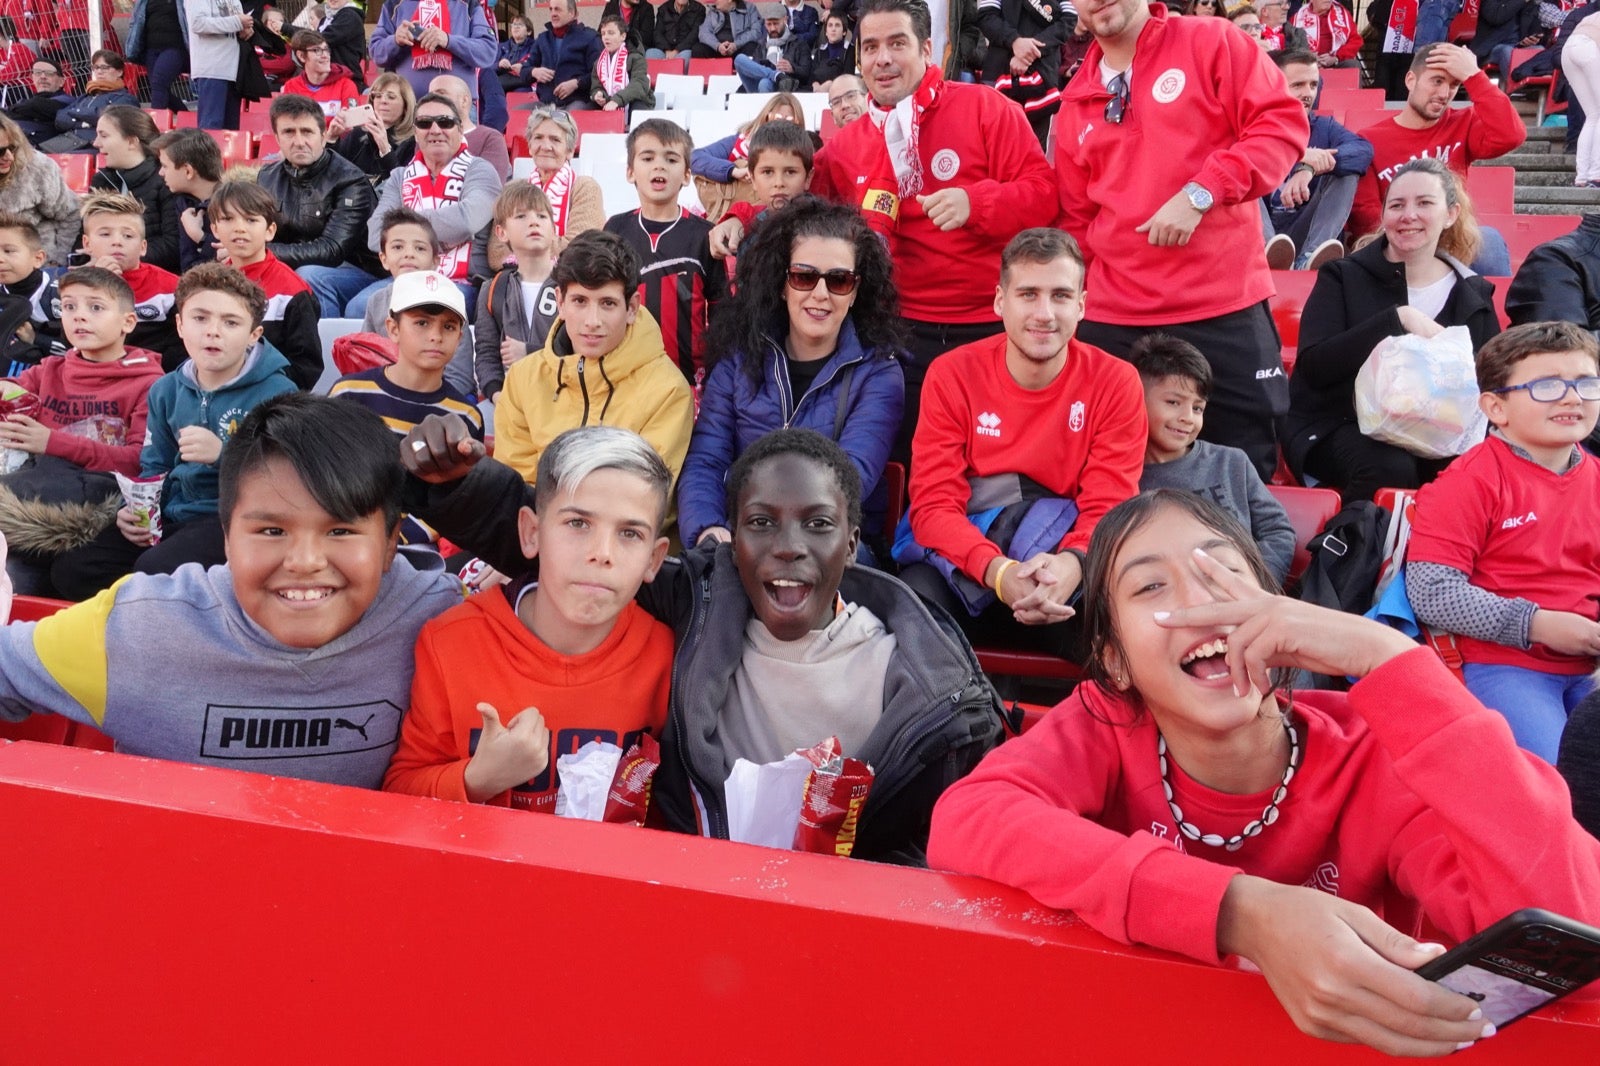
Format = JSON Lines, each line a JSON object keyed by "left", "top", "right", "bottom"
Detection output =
{"left": 927, "top": 488, "right": 1600, "bottom": 1057}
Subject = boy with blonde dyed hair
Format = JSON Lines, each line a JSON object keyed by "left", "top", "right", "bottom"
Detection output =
{"left": 385, "top": 424, "right": 674, "bottom": 810}
{"left": 78, "top": 192, "right": 184, "bottom": 369}
{"left": 474, "top": 181, "right": 559, "bottom": 403}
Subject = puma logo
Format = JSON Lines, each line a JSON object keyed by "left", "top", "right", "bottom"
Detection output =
{"left": 334, "top": 714, "right": 376, "bottom": 741}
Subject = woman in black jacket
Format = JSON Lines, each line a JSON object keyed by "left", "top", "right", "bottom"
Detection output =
{"left": 1288, "top": 157, "right": 1501, "bottom": 503}
{"left": 88, "top": 105, "right": 179, "bottom": 273}
{"left": 332, "top": 73, "right": 416, "bottom": 186}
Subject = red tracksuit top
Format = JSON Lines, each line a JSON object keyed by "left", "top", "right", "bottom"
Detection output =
{"left": 811, "top": 76, "right": 1059, "bottom": 324}
{"left": 1348, "top": 71, "right": 1526, "bottom": 238}
{"left": 928, "top": 648, "right": 1600, "bottom": 967}
{"left": 6, "top": 348, "right": 163, "bottom": 476}
{"left": 1054, "top": 5, "right": 1308, "bottom": 327}
{"left": 908, "top": 332, "right": 1147, "bottom": 582}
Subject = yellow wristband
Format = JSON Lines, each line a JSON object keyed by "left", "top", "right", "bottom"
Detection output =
{"left": 992, "top": 559, "right": 1019, "bottom": 603}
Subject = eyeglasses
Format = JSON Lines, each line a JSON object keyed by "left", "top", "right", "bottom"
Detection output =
{"left": 1104, "top": 71, "right": 1129, "bottom": 125}
{"left": 30, "top": 67, "right": 57, "bottom": 77}
{"left": 1492, "top": 376, "right": 1600, "bottom": 403}
{"left": 786, "top": 266, "right": 859, "bottom": 295}
{"left": 829, "top": 88, "right": 865, "bottom": 109}
{"left": 414, "top": 114, "right": 460, "bottom": 129}
{"left": 0, "top": 145, "right": 16, "bottom": 157}
{"left": 90, "top": 64, "right": 116, "bottom": 73}
{"left": 1239, "top": 21, "right": 1263, "bottom": 33}
{"left": 302, "top": 46, "right": 331, "bottom": 55}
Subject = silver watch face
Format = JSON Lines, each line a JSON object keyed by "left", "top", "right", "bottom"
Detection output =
{"left": 1185, "top": 183, "right": 1213, "bottom": 211}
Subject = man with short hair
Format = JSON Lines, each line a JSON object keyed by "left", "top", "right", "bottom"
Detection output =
{"left": 527, "top": 0, "right": 602, "bottom": 110}
{"left": 429, "top": 73, "right": 511, "bottom": 181}
{"left": 736, "top": 3, "right": 813, "bottom": 93}
{"left": 1257, "top": 0, "right": 1308, "bottom": 52}
{"left": 1054, "top": 0, "right": 1307, "bottom": 480}
{"left": 1290, "top": 0, "right": 1362, "bottom": 68}
{"left": 695, "top": 0, "right": 765, "bottom": 60}
{"left": 827, "top": 73, "right": 868, "bottom": 125}
{"left": 810, "top": 0, "right": 1057, "bottom": 464}
{"left": 1349, "top": 42, "right": 1526, "bottom": 250}
{"left": 6, "top": 56, "right": 69, "bottom": 145}
{"left": 258, "top": 93, "right": 383, "bottom": 318}
{"left": 903, "top": 228, "right": 1145, "bottom": 657}
{"left": 1264, "top": 48, "right": 1372, "bottom": 271}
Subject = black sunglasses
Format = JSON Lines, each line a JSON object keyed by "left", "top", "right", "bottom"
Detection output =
{"left": 414, "top": 114, "right": 460, "bottom": 130}
{"left": 786, "top": 266, "right": 859, "bottom": 295}
{"left": 1105, "top": 71, "right": 1129, "bottom": 125}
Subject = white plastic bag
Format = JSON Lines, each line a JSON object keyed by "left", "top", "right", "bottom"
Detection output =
{"left": 1355, "top": 326, "right": 1487, "bottom": 460}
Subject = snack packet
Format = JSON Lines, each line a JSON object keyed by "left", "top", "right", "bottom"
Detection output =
{"left": 602, "top": 734, "right": 661, "bottom": 826}
{"left": 0, "top": 383, "right": 39, "bottom": 475}
{"left": 793, "top": 743, "right": 874, "bottom": 858}
{"left": 114, "top": 472, "right": 166, "bottom": 545}
{"left": 554, "top": 740, "right": 624, "bottom": 820}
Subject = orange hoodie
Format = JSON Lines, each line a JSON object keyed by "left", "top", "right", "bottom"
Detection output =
{"left": 384, "top": 581, "right": 673, "bottom": 812}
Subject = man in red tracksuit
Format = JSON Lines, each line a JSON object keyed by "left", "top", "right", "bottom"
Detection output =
{"left": 1348, "top": 42, "right": 1526, "bottom": 240}
{"left": 810, "top": 0, "right": 1057, "bottom": 463}
{"left": 1055, "top": 1, "right": 1307, "bottom": 481}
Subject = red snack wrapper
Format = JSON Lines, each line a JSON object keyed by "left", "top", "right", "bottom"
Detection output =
{"left": 0, "top": 385, "right": 40, "bottom": 421}
{"left": 792, "top": 739, "right": 874, "bottom": 858}
{"left": 602, "top": 733, "right": 661, "bottom": 826}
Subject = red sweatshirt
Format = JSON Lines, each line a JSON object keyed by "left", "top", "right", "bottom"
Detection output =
{"left": 236, "top": 251, "right": 311, "bottom": 299}
{"left": 384, "top": 585, "right": 673, "bottom": 813}
{"left": 1349, "top": 72, "right": 1526, "bottom": 237}
{"left": 1408, "top": 435, "right": 1600, "bottom": 674}
{"left": 909, "top": 333, "right": 1147, "bottom": 582}
{"left": 6, "top": 348, "right": 162, "bottom": 476}
{"left": 282, "top": 74, "right": 362, "bottom": 119}
{"left": 1054, "top": 7, "right": 1308, "bottom": 327}
{"left": 927, "top": 648, "right": 1600, "bottom": 966}
{"left": 811, "top": 76, "right": 1058, "bottom": 324}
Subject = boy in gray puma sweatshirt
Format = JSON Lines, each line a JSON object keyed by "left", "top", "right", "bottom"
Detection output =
{"left": 0, "top": 393, "right": 462, "bottom": 788}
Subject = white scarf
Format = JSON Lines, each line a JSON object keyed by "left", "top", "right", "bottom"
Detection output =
{"left": 538, "top": 161, "right": 577, "bottom": 234}
{"left": 597, "top": 43, "right": 629, "bottom": 98}
{"left": 401, "top": 145, "right": 476, "bottom": 279}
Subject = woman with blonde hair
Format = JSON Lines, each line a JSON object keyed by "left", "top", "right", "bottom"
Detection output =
{"left": 0, "top": 113, "right": 78, "bottom": 266}
{"left": 1287, "top": 156, "right": 1498, "bottom": 502}
{"left": 333, "top": 72, "right": 417, "bottom": 184}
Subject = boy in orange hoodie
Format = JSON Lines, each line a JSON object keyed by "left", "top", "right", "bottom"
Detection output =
{"left": 384, "top": 424, "right": 674, "bottom": 813}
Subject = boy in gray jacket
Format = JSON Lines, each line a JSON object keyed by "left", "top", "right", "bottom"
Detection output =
{"left": 0, "top": 392, "right": 463, "bottom": 789}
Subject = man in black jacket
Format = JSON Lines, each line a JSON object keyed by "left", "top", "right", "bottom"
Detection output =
{"left": 258, "top": 93, "right": 382, "bottom": 317}
{"left": 649, "top": 0, "right": 706, "bottom": 58}
{"left": 318, "top": 0, "right": 370, "bottom": 90}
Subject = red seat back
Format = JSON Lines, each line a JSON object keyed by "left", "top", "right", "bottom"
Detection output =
{"left": 687, "top": 58, "right": 734, "bottom": 77}
{"left": 1266, "top": 484, "right": 1341, "bottom": 586}
{"left": 47, "top": 154, "right": 95, "bottom": 195}
{"left": 571, "top": 110, "right": 626, "bottom": 137}
{"left": 1478, "top": 212, "right": 1581, "bottom": 276}
{"left": 1268, "top": 269, "right": 1318, "bottom": 350}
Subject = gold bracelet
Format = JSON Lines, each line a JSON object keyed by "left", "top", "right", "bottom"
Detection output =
{"left": 992, "top": 559, "right": 1019, "bottom": 603}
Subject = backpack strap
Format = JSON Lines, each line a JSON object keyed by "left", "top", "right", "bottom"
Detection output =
{"left": 831, "top": 364, "right": 855, "bottom": 440}
{"left": 1423, "top": 625, "right": 1467, "bottom": 684}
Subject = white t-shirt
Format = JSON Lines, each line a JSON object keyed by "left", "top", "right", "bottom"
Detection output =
{"left": 1407, "top": 271, "right": 1457, "bottom": 322}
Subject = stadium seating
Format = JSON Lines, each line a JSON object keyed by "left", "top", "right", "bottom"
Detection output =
{"left": 1266, "top": 484, "right": 1341, "bottom": 587}
{"left": 1479, "top": 212, "right": 1581, "bottom": 274}
{"left": 654, "top": 73, "right": 706, "bottom": 109}
{"left": 48, "top": 154, "right": 95, "bottom": 195}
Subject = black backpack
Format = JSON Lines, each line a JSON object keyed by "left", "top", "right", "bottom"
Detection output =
{"left": 1298, "top": 500, "right": 1392, "bottom": 617}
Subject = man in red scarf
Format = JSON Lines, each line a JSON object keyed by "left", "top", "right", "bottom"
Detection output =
{"left": 809, "top": 0, "right": 1057, "bottom": 464}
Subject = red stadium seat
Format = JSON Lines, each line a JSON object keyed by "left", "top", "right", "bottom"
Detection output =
{"left": 687, "top": 58, "right": 735, "bottom": 77}
{"left": 648, "top": 57, "right": 685, "bottom": 84}
{"left": 208, "top": 129, "right": 256, "bottom": 167}
{"left": 145, "top": 109, "right": 175, "bottom": 132}
{"left": 1478, "top": 212, "right": 1581, "bottom": 276}
{"left": 174, "top": 110, "right": 199, "bottom": 128}
{"left": 1266, "top": 484, "right": 1341, "bottom": 587}
{"left": 258, "top": 133, "right": 280, "bottom": 158}
{"left": 1267, "top": 269, "right": 1317, "bottom": 350}
{"left": 571, "top": 110, "right": 626, "bottom": 137}
{"left": 1318, "top": 87, "right": 1385, "bottom": 115}
{"left": 1466, "top": 165, "right": 1514, "bottom": 215}
{"left": 47, "top": 154, "right": 95, "bottom": 194}
{"left": 508, "top": 133, "right": 529, "bottom": 159}
{"left": 1448, "top": 4, "right": 1478, "bottom": 44}
{"left": 8, "top": 595, "right": 71, "bottom": 623}
{"left": 505, "top": 91, "right": 540, "bottom": 114}
{"left": 0, "top": 595, "right": 74, "bottom": 744}
{"left": 1318, "top": 67, "right": 1361, "bottom": 92}
{"left": 1339, "top": 108, "right": 1393, "bottom": 138}
{"left": 239, "top": 110, "right": 274, "bottom": 137}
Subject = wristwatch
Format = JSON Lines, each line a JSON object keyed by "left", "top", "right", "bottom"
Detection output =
{"left": 1181, "top": 181, "right": 1214, "bottom": 213}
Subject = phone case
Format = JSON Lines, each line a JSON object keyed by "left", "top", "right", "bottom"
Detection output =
{"left": 1415, "top": 908, "right": 1600, "bottom": 1030}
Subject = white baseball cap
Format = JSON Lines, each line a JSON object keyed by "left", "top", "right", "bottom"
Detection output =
{"left": 388, "top": 271, "right": 467, "bottom": 324}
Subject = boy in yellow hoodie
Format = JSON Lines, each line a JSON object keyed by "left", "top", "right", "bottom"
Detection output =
{"left": 493, "top": 231, "right": 694, "bottom": 492}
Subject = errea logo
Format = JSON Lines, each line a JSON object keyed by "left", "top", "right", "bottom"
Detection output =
{"left": 1501, "top": 511, "right": 1538, "bottom": 530}
{"left": 976, "top": 412, "right": 1002, "bottom": 438}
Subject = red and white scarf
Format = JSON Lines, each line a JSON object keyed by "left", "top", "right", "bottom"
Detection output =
{"left": 401, "top": 144, "right": 475, "bottom": 278}
{"left": 597, "top": 43, "right": 629, "bottom": 97}
{"left": 1381, "top": 0, "right": 1418, "bottom": 54}
{"left": 411, "top": 0, "right": 455, "bottom": 72}
{"left": 1292, "top": 2, "right": 1355, "bottom": 56}
{"left": 868, "top": 64, "right": 943, "bottom": 202}
{"left": 537, "top": 161, "right": 577, "bottom": 235}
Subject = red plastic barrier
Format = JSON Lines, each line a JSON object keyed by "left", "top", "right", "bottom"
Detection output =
{"left": 1, "top": 740, "right": 1595, "bottom": 1063}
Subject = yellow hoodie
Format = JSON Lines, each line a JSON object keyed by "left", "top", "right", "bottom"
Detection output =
{"left": 494, "top": 307, "right": 695, "bottom": 487}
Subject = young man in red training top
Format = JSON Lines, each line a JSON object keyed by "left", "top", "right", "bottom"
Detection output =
{"left": 901, "top": 228, "right": 1146, "bottom": 657}
{"left": 808, "top": 0, "right": 1057, "bottom": 463}
{"left": 1348, "top": 42, "right": 1525, "bottom": 270}
{"left": 1054, "top": 0, "right": 1307, "bottom": 482}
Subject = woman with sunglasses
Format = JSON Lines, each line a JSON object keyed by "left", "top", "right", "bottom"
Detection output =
{"left": 678, "top": 196, "right": 905, "bottom": 556}
{"left": 1183, "top": 0, "right": 1230, "bottom": 16}
{"left": 0, "top": 113, "right": 76, "bottom": 266}
{"left": 1287, "top": 157, "right": 1499, "bottom": 503}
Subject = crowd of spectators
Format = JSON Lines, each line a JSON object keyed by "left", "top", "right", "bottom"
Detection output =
{"left": 0, "top": 0, "right": 1599, "bottom": 1053}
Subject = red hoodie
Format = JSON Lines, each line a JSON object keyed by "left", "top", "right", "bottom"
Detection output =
{"left": 6, "top": 348, "right": 162, "bottom": 476}
{"left": 1054, "top": 6, "right": 1307, "bottom": 327}
{"left": 1348, "top": 71, "right": 1526, "bottom": 238}
{"left": 811, "top": 73, "right": 1058, "bottom": 324}
{"left": 928, "top": 648, "right": 1600, "bottom": 967}
{"left": 909, "top": 333, "right": 1147, "bottom": 582}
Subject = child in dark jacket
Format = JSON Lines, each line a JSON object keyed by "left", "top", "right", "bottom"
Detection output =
{"left": 0, "top": 215, "right": 62, "bottom": 375}
{"left": 474, "top": 185, "right": 558, "bottom": 403}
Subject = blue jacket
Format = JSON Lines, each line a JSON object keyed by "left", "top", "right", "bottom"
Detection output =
{"left": 498, "top": 36, "right": 537, "bottom": 67}
{"left": 529, "top": 23, "right": 602, "bottom": 104}
{"left": 1269, "top": 112, "right": 1372, "bottom": 215}
{"left": 55, "top": 88, "right": 140, "bottom": 135}
{"left": 142, "top": 341, "right": 297, "bottom": 523}
{"left": 690, "top": 132, "right": 743, "bottom": 183}
{"left": 781, "top": 2, "right": 821, "bottom": 47}
{"left": 677, "top": 319, "right": 905, "bottom": 546}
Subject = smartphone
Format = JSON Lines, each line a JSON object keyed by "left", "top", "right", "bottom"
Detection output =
{"left": 66, "top": 250, "right": 90, "bottom": 268}
{"left": 342, "top": 103, "right": 376, "bottom": 128}
{"left": 1415, "top": 909, "right": 1600, "bottom": 1031}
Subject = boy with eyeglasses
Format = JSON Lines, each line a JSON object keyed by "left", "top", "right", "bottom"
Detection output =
{"left": 1407, "top": 321, "right": 1600, "bottom": 765}
{"left": 281, "top": 29, "right": 362, "bottom": 120}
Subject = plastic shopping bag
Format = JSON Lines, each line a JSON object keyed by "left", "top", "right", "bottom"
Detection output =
{"left": 1355, "top": 326, "right": 1486, "bottom": 460}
